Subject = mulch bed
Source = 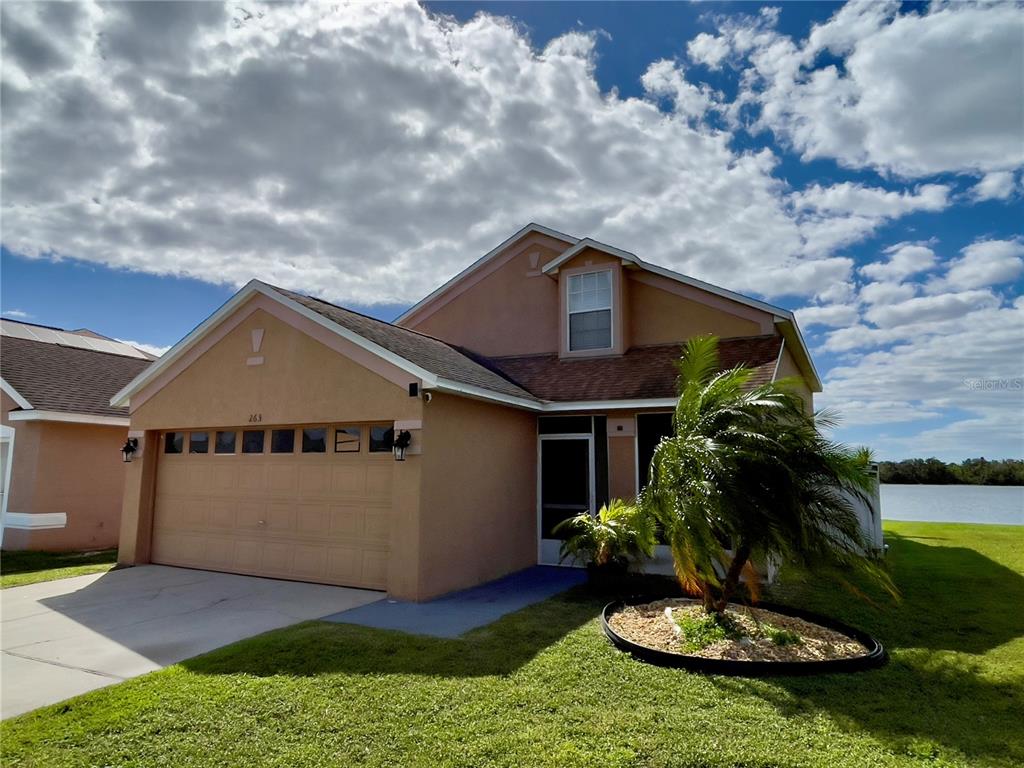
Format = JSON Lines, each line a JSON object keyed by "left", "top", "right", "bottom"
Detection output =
{"left": 607, "top": 598, "right": 868, "bottom": 662}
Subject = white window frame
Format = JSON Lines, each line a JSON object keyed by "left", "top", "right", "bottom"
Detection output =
{"left": 566, "top": 269, "right": 613, "bottom": 352}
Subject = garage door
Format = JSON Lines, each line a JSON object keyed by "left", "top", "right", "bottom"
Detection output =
{"left": 151, "top": 424, "right": 395, "bottom": 589}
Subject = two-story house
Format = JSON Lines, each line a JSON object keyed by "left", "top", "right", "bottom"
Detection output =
{"left": 113, "top": 223, "right": 821, "bottom": 600}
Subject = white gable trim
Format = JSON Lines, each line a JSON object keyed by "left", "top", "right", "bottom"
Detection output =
{"left": 544, "top": 397, "right": 678, "bottom": 412}
{"left": 7, "top": 410, "right": 130, "bottom": 427}
{"left": 542, "top": 237, "right": 789, "bottom": 319}
{"left": 395, "top": 223, "right": 579, "bottom": 325}
{"left": 541, "top": 237, "right": 640, "bottom": 273}
{"left": 773, "top": 318, "right": 822, "bottom": 392}
{"left": 539, "top": 235, "right": 822, "bottom": 391}
{"left": 425, "top": 381, "right": 677, "bottom": 413}
{"left": 111, "top": 280, "right": 442, "bottom": 408}
{"left": 771, "top": 337, "right": 786, "bottom": 382}
{"left": 433, "top": 378, "right": 543, "bottom": 411}
{"left": 0, "top": 378, "right": 32, "bottom": 410}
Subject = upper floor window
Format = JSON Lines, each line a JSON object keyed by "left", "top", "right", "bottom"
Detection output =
{"left": 568, "top": 270, "right": 612, "bottom": 351}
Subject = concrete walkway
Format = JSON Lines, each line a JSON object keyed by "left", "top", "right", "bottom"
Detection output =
{"left": 324, "top": 565, "right": 586, "bottom": 638}
{"left": 1, "top": 565, "right": 380, "bottom": 719}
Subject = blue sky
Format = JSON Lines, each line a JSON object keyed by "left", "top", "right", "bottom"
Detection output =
{"left": 1, "top": 1, "right": 1021, "bottom": 459}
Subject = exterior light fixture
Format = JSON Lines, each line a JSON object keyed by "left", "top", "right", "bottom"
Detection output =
{"left": 121, "top": 437, "right": 139, "bottom": 463}
{"left": 393, "top": 430, "right": 412, "bottom": 462}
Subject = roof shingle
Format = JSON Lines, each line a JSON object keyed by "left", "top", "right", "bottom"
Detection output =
{"left": 487, "top": 336, "right": 782, "bottom": 402}
{"left": 1, "top": 336, "right": 152, "bottom": 417}
{"left": 273, "top": 287, "right": 540, "bottom": 402}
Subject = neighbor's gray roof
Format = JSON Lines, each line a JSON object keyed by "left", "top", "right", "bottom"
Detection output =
{"left": 272, "top": 286, "right": 540, "bottom": 402}
{"left": 1, "top": 335, "right": 152, "bottom": 417}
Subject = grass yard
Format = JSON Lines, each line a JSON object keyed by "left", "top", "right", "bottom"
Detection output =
{"left": 0, "top": 549, "right": 118, "bottom": 589}
{"left": 2, "top": 522, "right": 1022, "bottom": 768}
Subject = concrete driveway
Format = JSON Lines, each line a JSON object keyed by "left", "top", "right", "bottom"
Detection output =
{"left": 1, "top": 565, "right": 382, "bottom": 719}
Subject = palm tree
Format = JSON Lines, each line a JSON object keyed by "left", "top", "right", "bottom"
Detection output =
{"left": 639, "top": 335, "right": 894, "bottom": 614}
{"left": 554, "top": 499, "right": 657, "bottom": 570}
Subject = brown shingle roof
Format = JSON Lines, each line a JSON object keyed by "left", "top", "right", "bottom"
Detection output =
{"left": 487, "top": 336, "right": 782, "bottom": 402}
{"left": 1, "top": 336, "right": 152, "bottom": 417}
{"left": 272, "top": 287, "right": 540, "bottom": 402}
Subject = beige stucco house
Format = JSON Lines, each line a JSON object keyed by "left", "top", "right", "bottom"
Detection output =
{"left": 112, "top": 224, "right": 821, "bottom": 601}
{"left": 0, "top": 320, "right": 154, "bottom": 551}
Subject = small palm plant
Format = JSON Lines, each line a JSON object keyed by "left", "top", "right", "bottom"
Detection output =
{"left": 639, "top": 335, "right": 895, "bottom": 615}
{"left": 554, "top": 499, "right": 656, "bottom": 574}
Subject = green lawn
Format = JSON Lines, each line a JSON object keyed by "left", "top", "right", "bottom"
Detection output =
{"left": 1, "top": 549, "right": 118, "bottom": 589}
{"left": 3, "top": 522, "right": 1022, "bottom": 767}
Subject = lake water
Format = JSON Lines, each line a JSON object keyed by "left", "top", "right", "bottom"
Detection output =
{"left": 881, "top": 484, "right": 1024, "bottom": 526}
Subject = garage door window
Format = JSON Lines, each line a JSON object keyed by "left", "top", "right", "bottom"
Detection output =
{"left": 335, "top": 427, "right": 361, "bottom": 453}
{"left": 271, "top": 429, "right": 295, "bottom": 453}
{"left": 189, "top": 432, "right": 209, "bottom": 454}
{"left": 242, "top": 430, "right": 265, "bottom": 454}
{"left": 215, "top": 431, "right": 236, "bottom": 454}
{"left": 369, "top": 425, "right": 394, "bottom": 453}
{"left": 164, "top": 432, "right": 184, "bottom": 454}
{"left": 302, "top": 427, "right": 327, "bottom": 453}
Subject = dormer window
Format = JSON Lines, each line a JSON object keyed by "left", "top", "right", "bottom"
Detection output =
{"left": 568, "top": 270, "right": 613, "bottom": 351}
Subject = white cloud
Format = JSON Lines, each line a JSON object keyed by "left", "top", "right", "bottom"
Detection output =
{"left": 817, "top": 246, "right": 1024, "bottom": 458}
{"left": 0, "top": 1, "right": 955, "bottom": 309}
{"left": 705, "top": 1, "right": 1024, "bottom": 176}
{"left": 792, "top": 185, "right": 949, "bottom": 261}
{"left": 792, "top": 183, "right": 949, "bottom": 218}
{"left": 1, "top": 309, "right": 32, "bottom": 319}
{"left": 820, "top": 298, "right": 1024, "bottom": 457}
{"left": 794, "top": 303, "right": 859, "bottom": 329}
{"left": 864, "top": 290, "right": 1000, "bottom": 328}
{"left": 115, "top": 339, "right": 171, "bottom": 357}
{"left": 640, "top": 59, "right": 715, "bottom": 119}
{"left": 860, "top": 242, "right": 937, "bottom": 281}
{"left": 936, "top": 239, "right": 1024, "bottom": 291}
{"left": 971, "top": 171, "right": 1017, "bottom": 202}
{"left": 687, "top": 32, "right": 730, "bottom": 69}
{"left": 858, "top": 281, "right": 915, "bottom": 306}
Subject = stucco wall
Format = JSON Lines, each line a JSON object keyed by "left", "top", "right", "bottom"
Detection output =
{"left": 608, "top": 430, "right": 638, "bottom": 501}
{"left": 775, "top": 346, "right": 814, "bottom": 413}
{"left": 417, "top": 393, "right": 537, "bottom": 600}
{"left": 120, "top": 304, "right": 423, "bottom": 582}
{"left": 130, "top": 306, "right": 420, "bottom": 430}
{"left": 3, "top": 421, "right": 126, "bottom": 551}
{"left": 402, "top": 234, "right": 566, "bottom": 356}
{"left": 627, "top": 275, "right": 767, "bottom": 345}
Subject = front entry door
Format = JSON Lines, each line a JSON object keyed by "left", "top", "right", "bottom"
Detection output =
{"left": 538, "top": 435, "right": 593, "bottom": 565}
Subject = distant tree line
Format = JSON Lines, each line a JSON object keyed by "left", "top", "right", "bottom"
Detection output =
{"left": 879, "top": 458, "right": 1024, "bottom": 486}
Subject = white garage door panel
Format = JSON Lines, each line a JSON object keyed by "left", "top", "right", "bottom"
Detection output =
{"left": 152, "top": 433, "right": 393, "bottom": 590}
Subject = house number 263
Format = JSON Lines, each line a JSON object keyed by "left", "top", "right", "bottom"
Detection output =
{"left": 248, "top": 413, "right": 262, "bottom": 423}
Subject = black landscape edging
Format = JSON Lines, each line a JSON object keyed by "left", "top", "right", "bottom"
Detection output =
{"left": 602, "top": 598, "right": 888, "bottom": 676}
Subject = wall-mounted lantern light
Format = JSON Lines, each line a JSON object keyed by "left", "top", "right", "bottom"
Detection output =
{"left": 393, "top": 430, "right": 412, "bottom": 462}
{"left": 121, "top": 437, "right": 139, "bottom": 463}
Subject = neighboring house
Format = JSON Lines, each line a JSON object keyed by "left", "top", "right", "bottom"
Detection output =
{"left": 0, "top": 320, "right": 154, "bottom": 551}
{"left": 113, "top": 223, "right": 824, "bottom": 601}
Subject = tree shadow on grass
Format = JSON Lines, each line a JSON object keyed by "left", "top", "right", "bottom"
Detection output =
{"left": 709, "top": 647, "right": 1023, "bottom": 765}
{"left": 181, "top": 585, "right": 605, "bottom": 680}
{"left": 714, "top": 531, "right": 1024, "bottom": 765}
{"left": 768, "top": 532, "right": 1024, "bottom": 654}
{"left": 179, "top": 534, "right": 1024, "bottom": 765}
